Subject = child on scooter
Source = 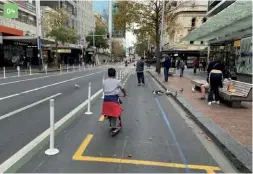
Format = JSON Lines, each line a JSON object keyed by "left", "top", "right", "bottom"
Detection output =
{"left": 102, "top": 68, "right": 126, "bottom": 132}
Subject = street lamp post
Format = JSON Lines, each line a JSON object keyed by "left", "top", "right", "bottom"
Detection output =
{"left": 108, "top": 0, "right": 112, "bottom": 60}
{"left": 36, "top": 0, "right": 43, "bottom": 70}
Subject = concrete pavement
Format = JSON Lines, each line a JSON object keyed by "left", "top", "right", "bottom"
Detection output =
{"left": 15, "top": 73, "right": 237, "bottom": 173}
{"left": 0, "top": 65, "right": 130, "bottom": 167}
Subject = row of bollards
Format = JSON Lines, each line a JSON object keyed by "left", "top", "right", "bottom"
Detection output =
{"left": 1, "top": 64, "right": 95, "bottom": 79}
{"left": 44, "top": 70, "right": 123, "bottom": 156}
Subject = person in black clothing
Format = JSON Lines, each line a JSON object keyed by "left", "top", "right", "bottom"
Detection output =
{"left": 207, "top": 59, "right": 225, "bottom": 105}
{"left": 136, "top": 57, "right": 145, "bottom": 86}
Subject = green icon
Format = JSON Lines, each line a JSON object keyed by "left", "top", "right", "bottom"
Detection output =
{"left": 4, "top": 3, "right": 18, "bottom": 18}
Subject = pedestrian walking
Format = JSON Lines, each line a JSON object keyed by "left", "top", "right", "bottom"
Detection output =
{"left": 163, "top": 54, "right": 171, "bottom": 83}
{"left": 136, "top": 57, "right": 145, "bottom": 86}
{"left": 193, "top": 57, "right": 200, "bottom": 74}
{"left": 207, "top": 59, "right": 225, "bottom": 105}
{"left": 202, "top": 59, "right": 207, "bottom": 72}
{"left": 179, "top": 59, "right": 185, "bottom": 77}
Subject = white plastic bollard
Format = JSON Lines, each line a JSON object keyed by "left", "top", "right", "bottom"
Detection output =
{"left": 17, "top": 66, "right": 20, "bottom": 77}
{"left": 101, "top": 76, "right": 105, "bottom": 99}
{"left": 29, "top": 66, "right": 32, "bottom": 75}
{"left": 45, "top": 99, "right": 59, "bottom": 156}
{"left": 85, "top": 82, "right": 93, "bottom": 115}
{"left": 117, "top": 71, "right": 119, "bottom": 80}
{"left": 45, "top": 65, "right": 48, "bottom": 74}
{"left": 3, "top": 67, "right": 6, "bottom": 79}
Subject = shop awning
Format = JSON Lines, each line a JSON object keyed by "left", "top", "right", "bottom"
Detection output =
{"left": 182, "top": 0, "right": 252, "bottom": 41}
{"left": 3, "top": 36, "right": 55, "bottom": 45}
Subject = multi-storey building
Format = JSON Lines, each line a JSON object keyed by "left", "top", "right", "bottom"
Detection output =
{"left": 185, "top": 0, "right": 252, "bottom": 76}
{"left": 41, "top": 0, "right": 94, "bottom": 41}
{"left": 0, "top": 0, "right": 38, "bottom": 67}
{"left": 163, "top": 1, "right": 208, "bottom": 67}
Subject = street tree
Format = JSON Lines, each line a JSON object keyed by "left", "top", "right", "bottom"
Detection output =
{"left": 111, "top": 39, "right": 125, "bottom": 61}
{"left": 43, "top": 6, "right": 80, "bottom": 66}
{"left": 114, "top": 0, "right": 190, "bottom": 74}
{"left": 86, "top": 24, "right": 109, "bottom": 50}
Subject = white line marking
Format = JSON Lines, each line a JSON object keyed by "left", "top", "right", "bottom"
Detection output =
{"left": 0, "top": 89, "right": 103, "bottom": 173}
{"left": 0, "top": 68, "right": 102, "bottom": 86}
{"left": 0, "top": 70, "right": 104, "bottom": 101}
{"left": 0, "top": 93, "right": 62, "bottom": 121}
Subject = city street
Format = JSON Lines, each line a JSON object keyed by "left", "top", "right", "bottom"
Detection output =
{"left": 7, "top": 70, "right": 237, "bottom": 173}
{"left": 0, "top": 65, "right": 128, "bottom": 166}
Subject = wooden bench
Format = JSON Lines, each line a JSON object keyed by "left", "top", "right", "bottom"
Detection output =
{"left": 219, "top": 79, "right": 253, "bottom": 107}
{"left": 190, "top": 79, "right": 208, "bottom": 91}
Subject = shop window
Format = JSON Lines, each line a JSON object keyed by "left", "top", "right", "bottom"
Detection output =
{"left": 190, "top": 41, "right": 194, "bottom": 44}
{"left": 191, "top": 18, "right": 196, "bottom": 27}
{"left": 202, "top": 18, "right": 207, "bottom": 23}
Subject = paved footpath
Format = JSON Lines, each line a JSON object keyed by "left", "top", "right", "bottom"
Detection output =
{"left": 16, "top": 72, "right": 237, "bottom": 173}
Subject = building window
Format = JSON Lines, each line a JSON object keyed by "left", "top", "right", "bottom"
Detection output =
{"left": 191, "top": 18, "right": 196, "bottom": 27}
{"left": 202, "top": 18, "right": 207, "bottom": 23}
{"left": 190, "top": 41, "right": 194, "bottom": 44}
{"left": 200, "top": 41, "right": 204, "bottom": 44}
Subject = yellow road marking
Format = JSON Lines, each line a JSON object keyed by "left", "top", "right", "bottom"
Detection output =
{"left": 72, "top": 134, "right": 93, "bottom": 159}
{"left": 98, "top": 115, "right": 104, "bottom": 121}
{"left": 72, "top": 134, "right": 221, "bottom": 173}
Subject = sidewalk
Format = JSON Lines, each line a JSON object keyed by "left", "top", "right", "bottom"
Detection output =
{"left": 149, "top": 68, "right": 252, "bottom": 172}
{"left": 16, "top": 74, "right": 222, "bottom": 173}
{"left": 183, "top": 68, "right": 252, "bottom": 84}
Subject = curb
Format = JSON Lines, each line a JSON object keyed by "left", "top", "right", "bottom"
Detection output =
{"left": 148, "top": 71, "right": 252, "bottom": 173}
{"left": 2, "top": 72, "right": 130, "bottom": 173}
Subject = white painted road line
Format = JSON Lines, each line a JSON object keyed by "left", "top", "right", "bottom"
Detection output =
{"left": 0, "top": 70, "right": 104, "bottom": 101}
{"left": 0, "top": 93, "right": 62, "bottom": 121}
{"left": 0, "top": 68, "right": 102, "bottom": 86}
{"left": 0, "top": 88, "right": 103, "bottom": 173}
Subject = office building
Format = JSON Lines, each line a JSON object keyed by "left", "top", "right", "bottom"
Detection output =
{"left": 163, "top": 1, "right": 208, "bottom": 67}
{"left": 41, "top": 0, "right": 94, "bottom": 41}
{"left": 0, "top": 0, "right": 38, "bottom": 67}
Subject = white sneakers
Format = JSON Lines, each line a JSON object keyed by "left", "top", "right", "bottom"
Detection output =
{"left": 208, "top": 101, "right": 220, "bottom": 105}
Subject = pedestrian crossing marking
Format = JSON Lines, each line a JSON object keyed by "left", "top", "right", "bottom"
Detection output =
{"left": 72, "top": 134, "right": 221, "bottom": 174}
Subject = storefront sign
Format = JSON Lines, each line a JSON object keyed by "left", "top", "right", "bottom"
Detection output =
{"left": 233, "top": 40, "right": 240, "bottom": 47}
{"left": 4, "top": 3, "right": 18, "bottom": 18}
{"left": 57, "top": 49, "right": 71, "bottom": 53}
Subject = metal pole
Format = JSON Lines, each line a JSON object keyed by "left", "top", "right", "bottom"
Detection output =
{"left": 45, "top": 99, "right": 59, "bottom": 156}
{"left": 73, "top": 64, "right": 75, "bottom": 72}
{"left": 108, "top": 0, "right": 112, "bottom": 59}
{"left": 85, "top": 82, "right": 93, "bottom": 115}
{"left": 67, "top": 64, "right": 69, "bottom": 73}
{"left": 160, "top": 0, "right": 165, "bottom": 52}
{"left": 79, "top": 64, "right": 80, "bottom": 71}
{"left": 3, "top": 67, "right": 5, "bottom": 79}
{"left": 36, "top": 0, "right": 43, "bottom": 70}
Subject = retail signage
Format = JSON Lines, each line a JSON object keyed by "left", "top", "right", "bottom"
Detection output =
{"left": 4, "top": 3, "right": 18, "bottom": 18}
{"left": 57, "top": 49, "right": 71, "bottom": 53}
{"left": 233, "top": 40, "right": 240, "bottom": 47}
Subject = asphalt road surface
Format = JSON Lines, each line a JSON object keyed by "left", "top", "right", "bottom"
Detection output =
{"left": 16, "top": 72, "right": 237, "bottom": 173}
{"left": 0, "top": 65, "right": 129, "bottom": 165}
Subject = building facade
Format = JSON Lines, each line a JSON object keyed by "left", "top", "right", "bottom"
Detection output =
{"left": 41, "top": 0, "right": 94, "bottom": 41}
{"left": 185, "top": 0, "right": 252, "bottom": 77}
{"left": 0, "top": 0, "right": 38, "bottom": 67}
{"left": 163, "top": 1, "right": 208, "bottom": 67}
